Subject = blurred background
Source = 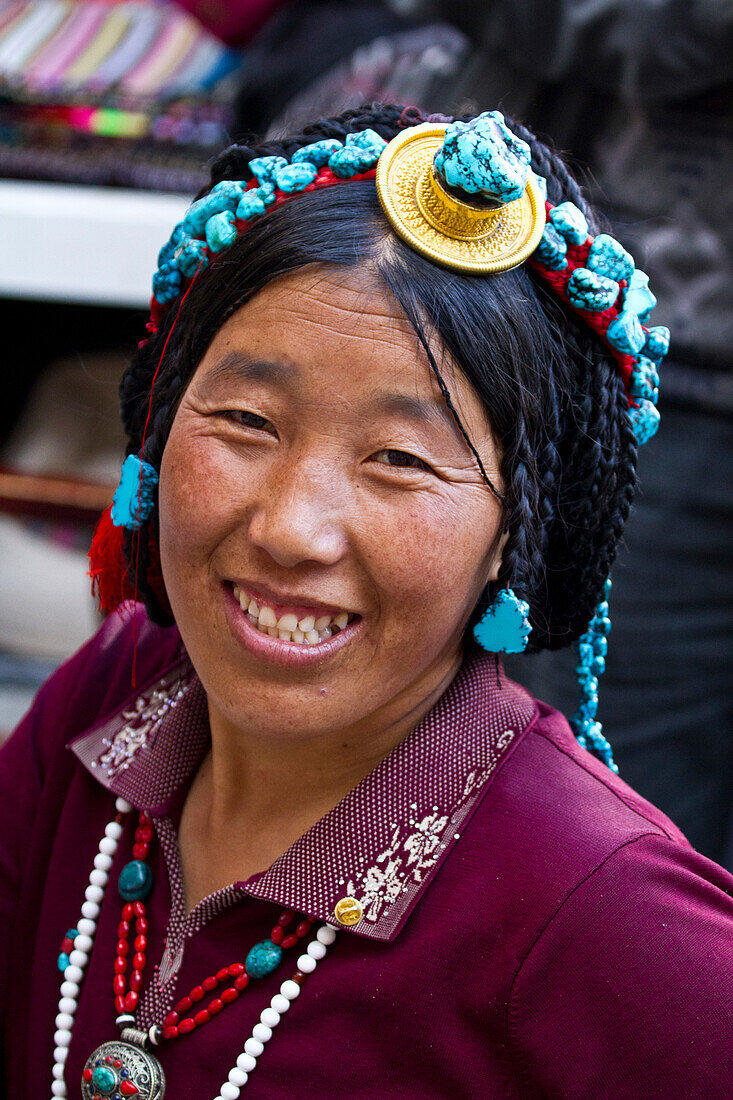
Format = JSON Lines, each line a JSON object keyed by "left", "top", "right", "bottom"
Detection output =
{"left": 0, "top": 0, "right": 730, "bottom": 868}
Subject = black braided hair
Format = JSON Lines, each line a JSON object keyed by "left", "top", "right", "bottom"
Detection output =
{"left": 119, "top": 103, "right": 638, "bottom": 651}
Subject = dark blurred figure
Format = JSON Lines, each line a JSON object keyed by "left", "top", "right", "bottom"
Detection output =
{"left": 431, "top": 0, "right": 733, "bottom": 868}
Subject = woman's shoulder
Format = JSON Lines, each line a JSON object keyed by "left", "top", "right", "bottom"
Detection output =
{"left": 2, "top": 604, "right": 183, "bottom": 774}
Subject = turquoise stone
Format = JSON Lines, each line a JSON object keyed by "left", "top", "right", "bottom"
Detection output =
{"left": 624, "top": 268, "right": 656, "bottom": 321}
{"left": 534, "top": 223, "right": 567, "bottom": 270}
{"left": 643, "top": 325, "right": 670, "bottom": 364}
{"left": 292, "top": 138, "right": 342, "bottom": 167}
{"left": 586, "top": 233, "right": 634, "bottom": 283}
{"left": 533, "top": 171, "right": 547, "bottom": 200}
{"left": 152, "top": 260, "right": 183, "bottom": 305}
{"left": 157, "top": 222, "right": 185, "bottom": 268}
{"left": 111, "top": 456, "right": 159, "bottom": 530}
{"left": 205, "top": 210, "right": 237, "bottom": 252}
{"left": 236, "top": 187, "right": 268, "bottom": 220}
{"left": 433, "top": 111, "right": 530, "bottom": 204}
{"left": 567, "top": 268, "right": 619, "bottom": 312}
{"left": 174, "top": 238, "right": 208, "bottom": 278}
{"left": 274, "top": 161, "right": 318, "bottom": 193}
{"left": 249, "top": 155, "right": 288, "bottom": 188}
{"left": 245, "top": 939, "right": 282, "bottom": 978}
{"left": 57, "top": 952, "right": 70, "bottom": 972}
{"left": 606, "top": 310, "right": 645, "bottom": 355}
{"left": 629, "top": 399, "right": 660, "bottom": 445}
{"left": 629, "top": 355, "right": 660, "bottom": 404}
{"left": 118, "top": 859, "right": 153, "bottom": 901}
{"left": 473, "top": 589, "right": 532, "bottom": 654}
{"left": 91, "top": 1066, "right": 116, "bottom": 1093}
{"left": 549, "top": 201, "right": 589, "bottom": 245}
{"left": 329, "top": 130, "right": 387, "bottom": 177}
{"left": 182, "top": 182, "right": 243, "bottom": 237}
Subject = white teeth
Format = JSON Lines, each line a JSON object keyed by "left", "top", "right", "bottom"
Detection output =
{"left": 258, "top": 606, "right": 277, "bottom": 628}
{"left": 234, "top": 585, "right": 353, "bottom": 645}
{"left": 278, "top": 613, "right": 299, "bottom": 632}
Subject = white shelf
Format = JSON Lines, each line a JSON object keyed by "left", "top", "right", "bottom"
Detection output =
{"left": 0, "top": 179, "right": 190, "bottom": 308}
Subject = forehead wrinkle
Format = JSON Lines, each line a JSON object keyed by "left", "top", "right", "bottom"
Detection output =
{"left": 206, "top": 351, "right": 298, "bottom": 388}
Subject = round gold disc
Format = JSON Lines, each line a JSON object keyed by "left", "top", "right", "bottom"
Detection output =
{"left": 375, "top": 123, "right": 545, "bottom": 275}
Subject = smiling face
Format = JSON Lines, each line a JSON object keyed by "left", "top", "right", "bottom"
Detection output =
{"left": 158, "top": 265, "right": 505, "bottom": 746}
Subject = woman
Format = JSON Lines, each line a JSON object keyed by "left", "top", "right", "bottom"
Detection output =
{"left": 1, "top": 104, "right": 731, "bottom": 1099}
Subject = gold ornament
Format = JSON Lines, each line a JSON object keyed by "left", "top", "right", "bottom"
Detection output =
{"left": 333, "top": 896, "right": 363, "bottom": 926}
{"left": 375, "top": 123, "right": 545, "bottom": 275}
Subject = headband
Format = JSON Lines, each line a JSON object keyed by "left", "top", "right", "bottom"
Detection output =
{"left": 92, "top": 110, "right": 667, "bottom": 605}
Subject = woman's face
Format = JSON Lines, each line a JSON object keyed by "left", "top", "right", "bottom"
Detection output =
{"left": 159, "top": 266, "right": 505, "bottom": 744}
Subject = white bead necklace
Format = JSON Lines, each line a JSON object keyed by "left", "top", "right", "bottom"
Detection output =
{"left": 50, "top": 797, "right": 339, "bottom": 1100}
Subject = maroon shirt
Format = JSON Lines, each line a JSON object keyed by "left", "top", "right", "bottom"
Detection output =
{"left": 1, "top": 608, "right": 732, "bottom": 1097}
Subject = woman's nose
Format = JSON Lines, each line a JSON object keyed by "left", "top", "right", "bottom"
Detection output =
{"left": 246, "top": 459, "right": 348, "bottom": 569}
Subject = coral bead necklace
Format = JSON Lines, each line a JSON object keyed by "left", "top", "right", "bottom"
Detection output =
{"left": 51, "top": 798, "right": 339, "bottom": 1100}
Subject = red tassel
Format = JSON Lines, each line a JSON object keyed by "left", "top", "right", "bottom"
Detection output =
{"left": 88, "top": 507, "right": 136, "bottom": 613}
{"left": 88, "top": 507, "right": 172, "bottom": 618}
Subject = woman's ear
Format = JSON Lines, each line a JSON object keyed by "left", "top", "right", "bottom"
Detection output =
{"left": 485, "top": 526, "right": 509, "bottom": 586}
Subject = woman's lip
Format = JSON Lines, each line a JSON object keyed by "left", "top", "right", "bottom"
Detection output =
{"left": 229, "top": 579, "right": 353, "bottom": 620}
{"left": 223, "top": 584, "right": 363, "bottom": 667}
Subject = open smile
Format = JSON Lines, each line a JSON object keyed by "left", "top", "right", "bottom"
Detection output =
{"left": 223, "top": 582, "right": 362, "bottom": 666}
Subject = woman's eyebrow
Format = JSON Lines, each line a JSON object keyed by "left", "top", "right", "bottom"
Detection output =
{"left": 369, "top": 391, "right": 458, "bottom": 433}
{"left": 207, "top": 352, "right": 297, "bottom": 387}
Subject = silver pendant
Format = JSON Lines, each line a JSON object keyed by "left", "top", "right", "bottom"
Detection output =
{"left": 81, "top": 1031, "right": 165, "bottom": 1100}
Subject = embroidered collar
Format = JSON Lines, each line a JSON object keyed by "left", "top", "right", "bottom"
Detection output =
{"left": 68, "top": 652, "right": 537, "bottom": 942}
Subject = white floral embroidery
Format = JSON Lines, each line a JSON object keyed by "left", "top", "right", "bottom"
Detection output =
{"left": 349, "top": 728, "right": 517, "bottom": 923}
{"left": 96, "top": 677, "right": 187, "bottom": 779}
{"left": 404, "top": 810, "right": 449, "bottom": 879}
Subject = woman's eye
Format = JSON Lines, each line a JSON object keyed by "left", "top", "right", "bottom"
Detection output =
{"left": 372, "top": 449, "right": 431, "bottom": 472}
{"left": 228, "top": 410, "right": 274, "bottom": 432}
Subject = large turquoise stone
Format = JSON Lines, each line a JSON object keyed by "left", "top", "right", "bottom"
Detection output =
{"left": 328, "top": 130, "right": 387, "bottom": 177}
{"left": 629, "top": 399, "right": 660, "bottom": 445}
{"left": 152, "top": 260, "right": 183, "bottom": 305}
{"left": 534, "top": 223, "right": 567, "bottom": 270}
{"left": 245, "top": 940, "right": 282, "bottom": 978}
{"left": 606, "top": 310, "right": 645, "bottom": 355}
{"left": 624, "top": 268, "right": 657, "bottom": 321}
{"left": 118, "top": 859, "right": 153, "bottom": 901}
{"left": 91, "top": 1065, "right": 116, "bottom": 1094}
{"left": 236, "top": 188, "right": 268, "bottom": 220}
{"left": 274, "top": 162, "right": 318, "bottom": 193}
{"left": 644, "top": 325, "right": 670, "bottom": 364}
{"left": 249, "top": 155, "right": 287, "bottom": 187}
{"left": 629, "top": 355, "right": 660, "bottom": 404}
{"left": 111, "top": 456, "right": 158, "bottom": 530}
{"left": 205, "top": 210, "right": 237, "bottom": 252}
{"left": 182, "top": 182, "right": 243, "bottom": 237}
{"left": 586, "top": 234, "right": 634, "bottom": 283}
{"left": 174, "top": 238, "right": 208, "bottom": 278}
{"left": 433, "top": 111, "right": 530, "bottom": 204}
{"left": 292, "top": 138, "right": 343, "bottom": 167}
{"left": 567, "top": 268, "right": 619, "bottom": 312}
{"left": 549, "top": 201, "right": 589, "bottom": 245}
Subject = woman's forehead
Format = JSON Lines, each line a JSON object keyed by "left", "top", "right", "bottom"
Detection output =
{"left": 197, "top": 266, "right": 489, "bottom": 429}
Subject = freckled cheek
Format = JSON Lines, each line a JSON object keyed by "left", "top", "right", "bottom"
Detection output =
{"left": 359, "top": 500, "right": 494, "bottom": 631}
{"left": 158, "top": 434, "right": 243, "bottom": 573}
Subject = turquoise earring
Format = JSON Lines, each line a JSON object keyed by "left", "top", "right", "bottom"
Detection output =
{"left": 473, "top": 588, "right": 532, "bottom": 654}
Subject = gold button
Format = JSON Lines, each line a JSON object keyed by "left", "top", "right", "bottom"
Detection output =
{"left": 333, "top": 896, "right": 363, "bottom": 926}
